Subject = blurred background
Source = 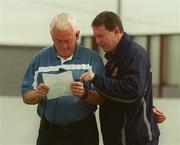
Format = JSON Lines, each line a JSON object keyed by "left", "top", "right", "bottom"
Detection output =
{"left": 0, "top": 0, "right": 180, "bottom": 145}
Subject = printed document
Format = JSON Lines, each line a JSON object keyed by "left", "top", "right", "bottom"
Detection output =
{"left": 42, "top": 71, "right": 73, "bottom": 99}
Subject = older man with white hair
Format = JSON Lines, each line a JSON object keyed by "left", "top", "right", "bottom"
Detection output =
{"left": 21, "top": 12, "right": 104, "bottom": 145}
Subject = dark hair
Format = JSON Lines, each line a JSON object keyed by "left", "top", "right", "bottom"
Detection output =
{"left": 91, "top": 11, "right": 124, "bottom": 32}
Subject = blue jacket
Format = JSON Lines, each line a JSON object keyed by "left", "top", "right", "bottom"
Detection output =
{"left": 92, "top": 33, "right": 160, "bottom": 145}
{"left": 21, "top": 44, "right": 105, "bottom": 124}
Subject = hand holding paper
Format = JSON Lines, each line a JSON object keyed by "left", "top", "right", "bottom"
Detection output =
{"left": 42, "top": 71, "right": 73, "bottom": 99}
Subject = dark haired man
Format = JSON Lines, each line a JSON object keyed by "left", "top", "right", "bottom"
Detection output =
{"left": 72, "top": 11, "right": 162, "bottom": 145}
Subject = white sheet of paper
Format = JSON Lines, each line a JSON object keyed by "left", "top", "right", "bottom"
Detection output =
{"left": 42, "top": 71, "right": 73, "bottom": 99}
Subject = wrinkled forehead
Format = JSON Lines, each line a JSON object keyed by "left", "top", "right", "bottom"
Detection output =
{"left": 52, "top": 26, "right": 77, "bottom": 35}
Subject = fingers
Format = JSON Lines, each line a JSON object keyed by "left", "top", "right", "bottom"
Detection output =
{"left": 71, "top": 81, "right": 84, "bottom": 97}
{"left": 153, "top": 108, "right": 166, "bottom": 123}
{"left": 157, "top": 116, "right": 166, "bottom": 123}
{"left": 36, "top": 83, "right": 49, "bottom": 97}
{"left": 154, "top": 108, "right": 163, "bottom": 114}
{"left": 153, "top": 108, "right": 165, "bottom": 116}
{"left": 80, "top": 71, "right": 94, "bottom": 82}
{"left": 80, "top": 72, "right": 88, "bottom": 80}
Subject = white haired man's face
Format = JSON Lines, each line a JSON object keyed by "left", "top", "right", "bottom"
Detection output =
{"left": 51, "top": 26, "right": 79, "bottom": 59}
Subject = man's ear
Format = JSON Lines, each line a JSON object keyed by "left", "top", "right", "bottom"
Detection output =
{"left": 112, "top": 27, "right": 120, "bottom": 34}
{"left": 76, "top": 31, "right": 80, "bottom": 40}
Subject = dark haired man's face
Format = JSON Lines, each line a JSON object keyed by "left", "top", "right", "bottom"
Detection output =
{"left": 93, "top": 25, "right": 119, "bottom": 53}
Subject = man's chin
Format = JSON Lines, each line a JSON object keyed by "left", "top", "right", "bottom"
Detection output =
{"left": 103, "top": 48, "right": 110, "bottom": 53}
{"left": 100, "top": 47, "right": 107, "bottom": 52}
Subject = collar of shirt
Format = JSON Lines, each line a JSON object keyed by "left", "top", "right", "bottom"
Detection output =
{"left": 57, "top": 54, "right": 73, "bottom": 64}
{"left": 51, "top": 44, "right": 81, "bottom": 61}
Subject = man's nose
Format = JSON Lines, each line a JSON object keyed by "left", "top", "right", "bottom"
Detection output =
{"left": 96, "top": 38, "right": 101, "bottom": 45}
{"left": 61, "top": 41, "right": 68, "bottom": 48}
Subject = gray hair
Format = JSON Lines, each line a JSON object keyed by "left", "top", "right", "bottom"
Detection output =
{"left": 50, "top": 12, "right": 78, "bottom": 33}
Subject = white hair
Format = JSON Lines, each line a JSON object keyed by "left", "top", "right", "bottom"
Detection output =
{"left": 50, "top": 12, "right": 78, "bottom": 32}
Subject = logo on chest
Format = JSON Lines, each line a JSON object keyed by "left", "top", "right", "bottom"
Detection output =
{"left": 111, "top": 67, "right": 119, "bottom": 77}
{"left": 106, "top": 61, "right": 119, "bottom": 77}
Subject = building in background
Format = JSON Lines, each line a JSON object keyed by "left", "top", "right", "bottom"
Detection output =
{"left": 0, "top": 0, "right": 180, "bottom": 97}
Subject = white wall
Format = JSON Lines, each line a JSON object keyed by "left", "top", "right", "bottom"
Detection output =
{"left": 0, "top": 96, "right": 180, "bottom": 145}
{"left": 121, "top": 0, "right": 180, "bottom": 35}
{"left": 1, "top": 0, "right": 180, "bottom": 45}
{"left": 0, "top": 0, "right": 117, "bottom": 46}
{"left": 0, "top": 96, "right": 39, "bottom": 145}
{"left": 1, "top": 0, "right": 180, "bottom": 86}
{"left": 154, "top": 98, "right": 180, "bottom": 145}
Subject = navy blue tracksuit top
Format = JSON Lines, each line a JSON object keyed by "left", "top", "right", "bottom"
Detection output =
{"left": 92, "top": 33, "right": 160, "bottom": 145}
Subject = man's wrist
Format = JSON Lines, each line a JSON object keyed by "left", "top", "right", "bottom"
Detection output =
{"left": 81, "top": 89, "right": 88, "bottom": 99}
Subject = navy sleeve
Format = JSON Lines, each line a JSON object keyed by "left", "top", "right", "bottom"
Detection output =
{"left": 92, "top": 53, "right": 150, "bottom": 106}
